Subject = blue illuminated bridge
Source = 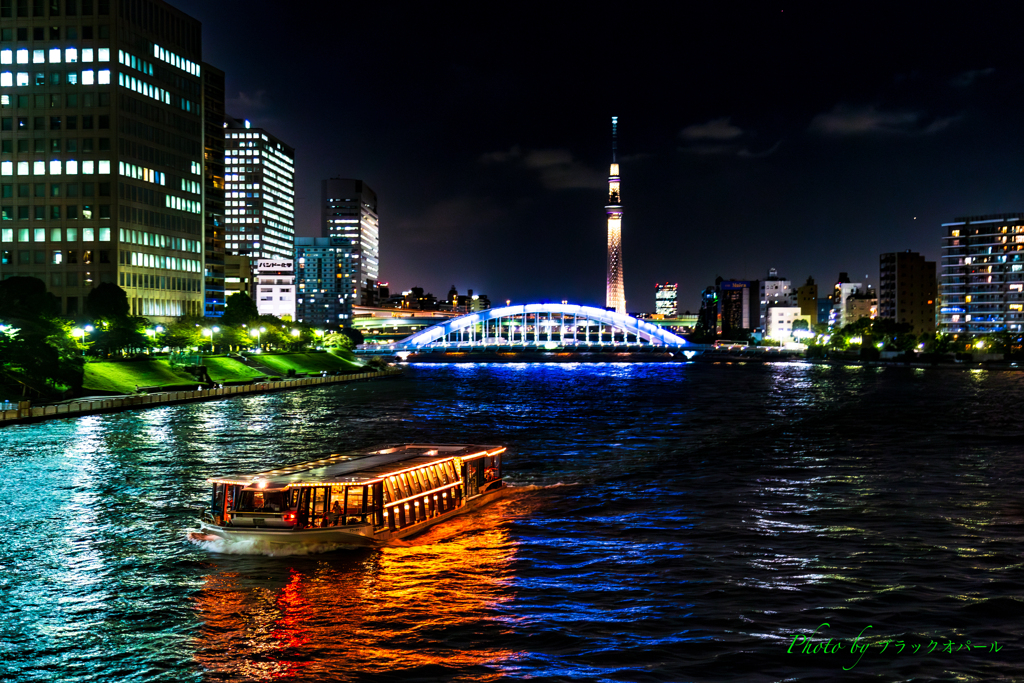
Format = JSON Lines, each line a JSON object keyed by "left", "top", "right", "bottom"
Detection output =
{"left": 356, "top": 303, "right": 706, "bottom": 356}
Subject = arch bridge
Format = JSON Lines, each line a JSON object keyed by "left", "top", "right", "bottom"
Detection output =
{"left": 357, "top": 303, "right": 693, "bottom": 354}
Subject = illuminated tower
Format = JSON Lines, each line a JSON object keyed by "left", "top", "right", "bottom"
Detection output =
{"left": 605, "top": 117, "right": 625, "bottom": 313}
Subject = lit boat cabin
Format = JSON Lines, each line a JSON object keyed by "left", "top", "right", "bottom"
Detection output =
{"left": 206, "top": 444, "right": 505, "bottom": 533}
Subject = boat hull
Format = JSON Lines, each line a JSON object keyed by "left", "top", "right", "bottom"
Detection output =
{"left": 199, "top": 484, "right": 507, "bottom": 548}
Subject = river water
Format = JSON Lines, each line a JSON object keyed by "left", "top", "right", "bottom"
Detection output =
{"left": 1, "top": 362, "right": 1021, "bottom": 682}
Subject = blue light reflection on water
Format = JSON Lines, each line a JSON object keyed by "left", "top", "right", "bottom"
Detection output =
{"left": 0, "top": 362, "right": 1022, "bottom": 682}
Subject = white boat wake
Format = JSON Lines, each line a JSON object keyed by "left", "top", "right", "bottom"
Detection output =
{"left": 186, "top": 530, "right": 365, "bottom": 556}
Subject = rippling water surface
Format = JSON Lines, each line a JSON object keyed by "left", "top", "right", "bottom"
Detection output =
{"left": 1, "top": 362, "right": 1022, "bottom": 682}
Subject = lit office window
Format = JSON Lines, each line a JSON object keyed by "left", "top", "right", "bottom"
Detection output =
{"left": 81, "top": 69, "right": 94, "bottom": 85}
{"left": 48, "top": 48, "right": 60, "bottom": 63}
{"left": 35, "top": 50, "right": 46, "bottom": 64}
{"left": 65, "top": 48, "right": 78, "bottom": 63}
{"left": 0, "top": 72, "right": 11, "bottom": 87}
{"left": 82, "top": 48, "right": 94, "bottom": 63}
{"left": 98, "top": 48, "right": 110, "bottom": 62}
{"left": 16, "top": 72, "right": 28, "bottom": 86}
{"left": 0, "top": 50, "right": 11, "bottom": 65}
{"left": 16, "top": 49, "right": 28, "bottom": 64}
{"left": 97, "top": 69, "right": 109, "bottom": 84}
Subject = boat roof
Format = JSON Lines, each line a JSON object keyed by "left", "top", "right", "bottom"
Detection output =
{"left": 207, "top": 443, "right": 505, "bottom": 489}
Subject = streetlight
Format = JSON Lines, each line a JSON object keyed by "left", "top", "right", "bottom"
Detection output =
{"left": 251, "top": 326, "right": 267, "bottom": 350}
{"left": 202, "top": 326, "right": 220, "bottom": 353}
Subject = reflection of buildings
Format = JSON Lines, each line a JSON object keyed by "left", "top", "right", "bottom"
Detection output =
{"left": 879, "top": 250, "right": 937, "bottom": 335}
{"left": 655, "top": 283, "right": 678, "bottom": 317}
{"left": 192, "top": 507, "right": 518, "bottom": 680}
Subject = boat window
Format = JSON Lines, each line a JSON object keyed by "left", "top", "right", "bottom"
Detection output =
{"left": 312, "top": 487, "right": 327, "bottom": 516}
{"left": 434, "top": 464, "right": 448, "bottom": 486}
{"left": 382, "top": 484, "right": 392, "bottom": 504}
{"left": 483, "top": 454, "right": 500, "bottom": 482}
{"left": 346, "top": 486, "right": 364, "bottom": 522}
{"left": 235, "top": 490, "right": 286, "bottom": 512}
{"left": 414, "top": 469, "right": 430, "bottom": 492}
{"left": 402, "top": 472, "right": 421, "bottom": 495}
{"left": 394, "top": 475, "right": 409, "bottom": 499}
{"left": 425, "top": 466, "right": 440, "bottom": 489}
{"left": 443, "top": 461, "right": 458, "bottom": 482}
{"left": 385, "top": 477, "right": 400, "bottom": 502}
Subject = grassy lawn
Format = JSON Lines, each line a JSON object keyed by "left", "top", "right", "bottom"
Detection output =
{"left": 203, "top": 356, "right": 266, "bottom": 383}
{"left": 83, "top": 359, "right": 197, "bottom": 393}
{"left": 256, "top": 351, "right": 362, "bottom": 376}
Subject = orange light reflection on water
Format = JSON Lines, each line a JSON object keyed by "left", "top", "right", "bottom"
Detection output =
{"left": 193, "top": 499, "right": 524, "bottom": 681}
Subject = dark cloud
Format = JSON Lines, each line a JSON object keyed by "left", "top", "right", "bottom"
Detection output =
{"left": 950, "top": 68, "right": 995, "bottom": 88}
{"left": 480, "top": 147, "right": 604, "bottom": 190}
{"left": 808, "top": 105, "right": 958, "bottom": 136}
{"left": 225, "top": 89, "right": 270, "bottom": 114}
{"left": 680, "top": 118, "right": 744, "bottom": 141}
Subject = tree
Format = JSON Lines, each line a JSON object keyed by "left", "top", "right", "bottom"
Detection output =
{"left": 0, "top": 276, "right": 60, "bottom": 320}
{"left": 322, "top": 332, "right": 354, "bottom": 351}
{"left": 340, "top": 327, "right": 364, "bottom": 346}
{"left": 89, "top": 322, "right": 152, "bottom": 357}
{"left": 160, "top": 320, "right": 203, "bottom": 351}
{"left": 222, "top": 292, "right": 259, "bottom": 326}
{"left": 792, "top": 319, "right": 810, "bottom": 333}
{"left": 85, "top": 283, "right": 130, "bottom": 322}
{"left": 1, "top": 309, "right": 83, "bottom": 397}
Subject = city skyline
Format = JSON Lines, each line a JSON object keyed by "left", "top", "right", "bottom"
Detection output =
{"left": 156, "top": 4, "right": 1024, "bottom": 311}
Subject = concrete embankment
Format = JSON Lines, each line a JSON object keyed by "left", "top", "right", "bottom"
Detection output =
{"left": 0, "top": 368, "right": 402, "bottom": 428}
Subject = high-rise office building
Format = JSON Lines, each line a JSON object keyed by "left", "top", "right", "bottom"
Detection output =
{"left": 201, "top": 62, "right": 225, "bottom": 317}
{"left": 879, "top": 250, "right": 936, "bottom": 335}
{"left": 321, "top": 177, "right": 378, "bottom": 306}
{"left": 295, "top": 236, "right": 356, "bottom": 330}
{"left": 1, "top": 0, "right": 206, "bottom": 321}
{"left": 222, "top": 115, "right": 294, "bottom": 261}
{"left": 939, "top": 213, "right": 1024, "bottom": 334}
{"left": 605, "top": 116, "right": 624, "bottom": 314}
{"left": 655, "top": 282, "right": 677, "bottom": 317}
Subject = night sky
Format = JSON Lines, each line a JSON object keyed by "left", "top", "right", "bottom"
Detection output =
{"left": 171, "top": 2, "right": 1024, "bottom": 313}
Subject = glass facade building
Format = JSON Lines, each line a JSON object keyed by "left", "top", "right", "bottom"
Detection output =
{"left": 0, "top": 0, "right": 206, "bottom": 320}
{"left": 222, "top": 115, "right": 294, "bottom": 261}
{"left": 321, "top": 177, "right": 378, "bottom": 306}
{"left": 940, "top": 213, "right": 1024, "bottom": 334}
{"left": 295, "top": 236, "right": 356, "bottom": 331}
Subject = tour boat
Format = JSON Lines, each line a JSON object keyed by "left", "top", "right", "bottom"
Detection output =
{"left": 196, "top": 443, "right": 507, "bottom": 546}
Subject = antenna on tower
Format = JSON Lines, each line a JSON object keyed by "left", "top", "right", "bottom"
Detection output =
{"left": 611, "top": 116, "right": 618, "bottom": 163}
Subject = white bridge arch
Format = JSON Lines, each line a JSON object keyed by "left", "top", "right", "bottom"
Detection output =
{"left": 379, "top": 303, "right": 688, "bottom": 351}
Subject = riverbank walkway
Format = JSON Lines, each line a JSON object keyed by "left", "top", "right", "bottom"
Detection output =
{"left": 0, "top": 368, "right": 402, "bottom": 428}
